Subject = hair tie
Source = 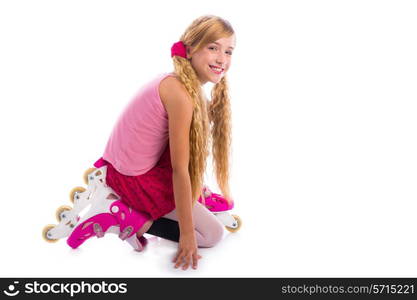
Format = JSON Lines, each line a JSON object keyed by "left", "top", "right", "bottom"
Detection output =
{"left": 171, "top": 41, "right": 187, "bottom": 59}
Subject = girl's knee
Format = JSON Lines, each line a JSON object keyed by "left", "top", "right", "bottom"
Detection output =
{"left": 199, "top": 222, "right": 224, "bottom": 248}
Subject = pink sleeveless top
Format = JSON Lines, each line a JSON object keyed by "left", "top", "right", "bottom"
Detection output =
{"left": 102, "top": 72, "right": 175, "bottom": 176}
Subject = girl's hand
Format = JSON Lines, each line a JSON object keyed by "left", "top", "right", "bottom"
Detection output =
{"left": 172, "top": 233, "right": 202, "bottom": 270}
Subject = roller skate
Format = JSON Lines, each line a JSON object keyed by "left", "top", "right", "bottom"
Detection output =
{"left": 198, "top": 185, "right": 242, "bottom": 233}
{"left": 42, "top": 166, "right": 150, "bottom": 252}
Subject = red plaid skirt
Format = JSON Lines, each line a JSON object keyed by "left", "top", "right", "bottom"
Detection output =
{"left": 93, "top": 144, "right": 175, "bottom": 220}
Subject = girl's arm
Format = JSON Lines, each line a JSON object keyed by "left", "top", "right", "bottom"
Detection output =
{"left": 159, "top": 76, "right": 200, "bottom": 270}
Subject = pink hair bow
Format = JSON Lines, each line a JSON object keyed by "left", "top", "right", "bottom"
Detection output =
{"left": 171, "top": 41, "right": 187, "bottom": 58}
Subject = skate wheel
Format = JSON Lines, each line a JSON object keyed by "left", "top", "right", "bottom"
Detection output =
{"left": 83, "top": 167, "right": 97, "bottom": 184}
{"left": 69, "top": 186, "right": 86, "bottom": 203}
{"left": 42, "top": 224, "right": 59, "bottom": 243}
{"left": 225, "top": 214, "right": 242, "bottom": 233}
{"left": 56, "top": 205, "right": 72, "bottom": 222}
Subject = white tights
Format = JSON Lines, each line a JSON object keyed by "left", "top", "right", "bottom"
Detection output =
{"left": 162, "top": 201, "right": 224, "bottom": 248}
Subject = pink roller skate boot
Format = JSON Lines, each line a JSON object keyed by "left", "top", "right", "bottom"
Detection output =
{"left": 109, "top": 200, "right": 151, "bottom": 251}
{"left": 67, "top": 213, "right": 118, "bottom": 249}
{"left": 198, "top": 185, "right": 241, "bottom": 232}
{"left": 198, "top": 185, "right": 234, "bottom": 212}
{"left": 67, "top": 200, "right": 151, "bottom": 251}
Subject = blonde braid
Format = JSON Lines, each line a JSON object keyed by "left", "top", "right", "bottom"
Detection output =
{"left": 209, "top": 76, "right": 232, "bottom": 202}
{"left": 172, "top": 56, "right": 210, "bottom": 203}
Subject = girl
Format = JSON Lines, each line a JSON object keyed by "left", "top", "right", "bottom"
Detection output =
{"left": 94, "top": 15, "right": 236, "bottom": 270}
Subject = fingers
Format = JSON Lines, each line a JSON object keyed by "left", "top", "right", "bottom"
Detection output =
{"left": 173, "top": 251, "right": 185, "bottom": 268}
{"left": 173, "top": 251, "right": 202, "bottom": 270}
{"left": 172, "top": 251, "right": 181, "bottom": 263}
{"left": 192, "top": 253, "right": 199, "bottom": 270}
{"left": 182, "top": 257, "right": 190, "bottom": 270}
{"left": 174, "top": 254, "right": 190, "bottom": 270}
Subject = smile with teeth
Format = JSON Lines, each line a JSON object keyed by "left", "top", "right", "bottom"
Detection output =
{"left": 209, "top": 65, "right": 224, "bottom": 74}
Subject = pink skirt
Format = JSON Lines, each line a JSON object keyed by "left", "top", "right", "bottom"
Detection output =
{"left": 93, "top": 144, "right": 175, "bottom": 220}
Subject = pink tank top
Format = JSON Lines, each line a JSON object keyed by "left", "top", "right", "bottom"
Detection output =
{"left": 102, "top": 72, "right": 175, "bottom": 176}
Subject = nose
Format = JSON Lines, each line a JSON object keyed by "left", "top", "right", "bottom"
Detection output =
{"left": 216, "top": 52, "right": 226, "bottom": 66}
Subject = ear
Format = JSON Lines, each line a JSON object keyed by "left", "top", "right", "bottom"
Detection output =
{"left": 186, "top": 46, "right": 192, "bottom": 60}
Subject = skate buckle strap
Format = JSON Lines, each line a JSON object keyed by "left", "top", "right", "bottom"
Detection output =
{"left": 110, "top": 200, "right": 150, "bottom": 240}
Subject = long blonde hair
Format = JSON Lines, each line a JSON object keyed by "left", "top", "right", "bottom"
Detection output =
{"left": 172, "top": 15, "right": 234, "bottom": 204}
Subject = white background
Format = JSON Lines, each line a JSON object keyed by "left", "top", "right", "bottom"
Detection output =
{"left": 0, "top": 0, "right": 416, "bottom": 277}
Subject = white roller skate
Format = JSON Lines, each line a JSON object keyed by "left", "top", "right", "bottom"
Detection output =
{"left": 42, "top": 167, "right": 150, "bottom": 251}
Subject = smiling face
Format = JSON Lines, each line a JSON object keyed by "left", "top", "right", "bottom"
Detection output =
{"left": 187, "top": 35, "right": 236, "bottom": 85}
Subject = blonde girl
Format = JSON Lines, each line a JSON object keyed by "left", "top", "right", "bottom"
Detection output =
{"left": 94, "top": 15, "right": 236, "bottom": 270}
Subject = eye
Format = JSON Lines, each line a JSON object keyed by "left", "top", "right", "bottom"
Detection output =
{"left": 226, "top": 51, "right": 233, "bottom": 55}
{"left": 209, "top": 46, "right": 217, "bottom": 50}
